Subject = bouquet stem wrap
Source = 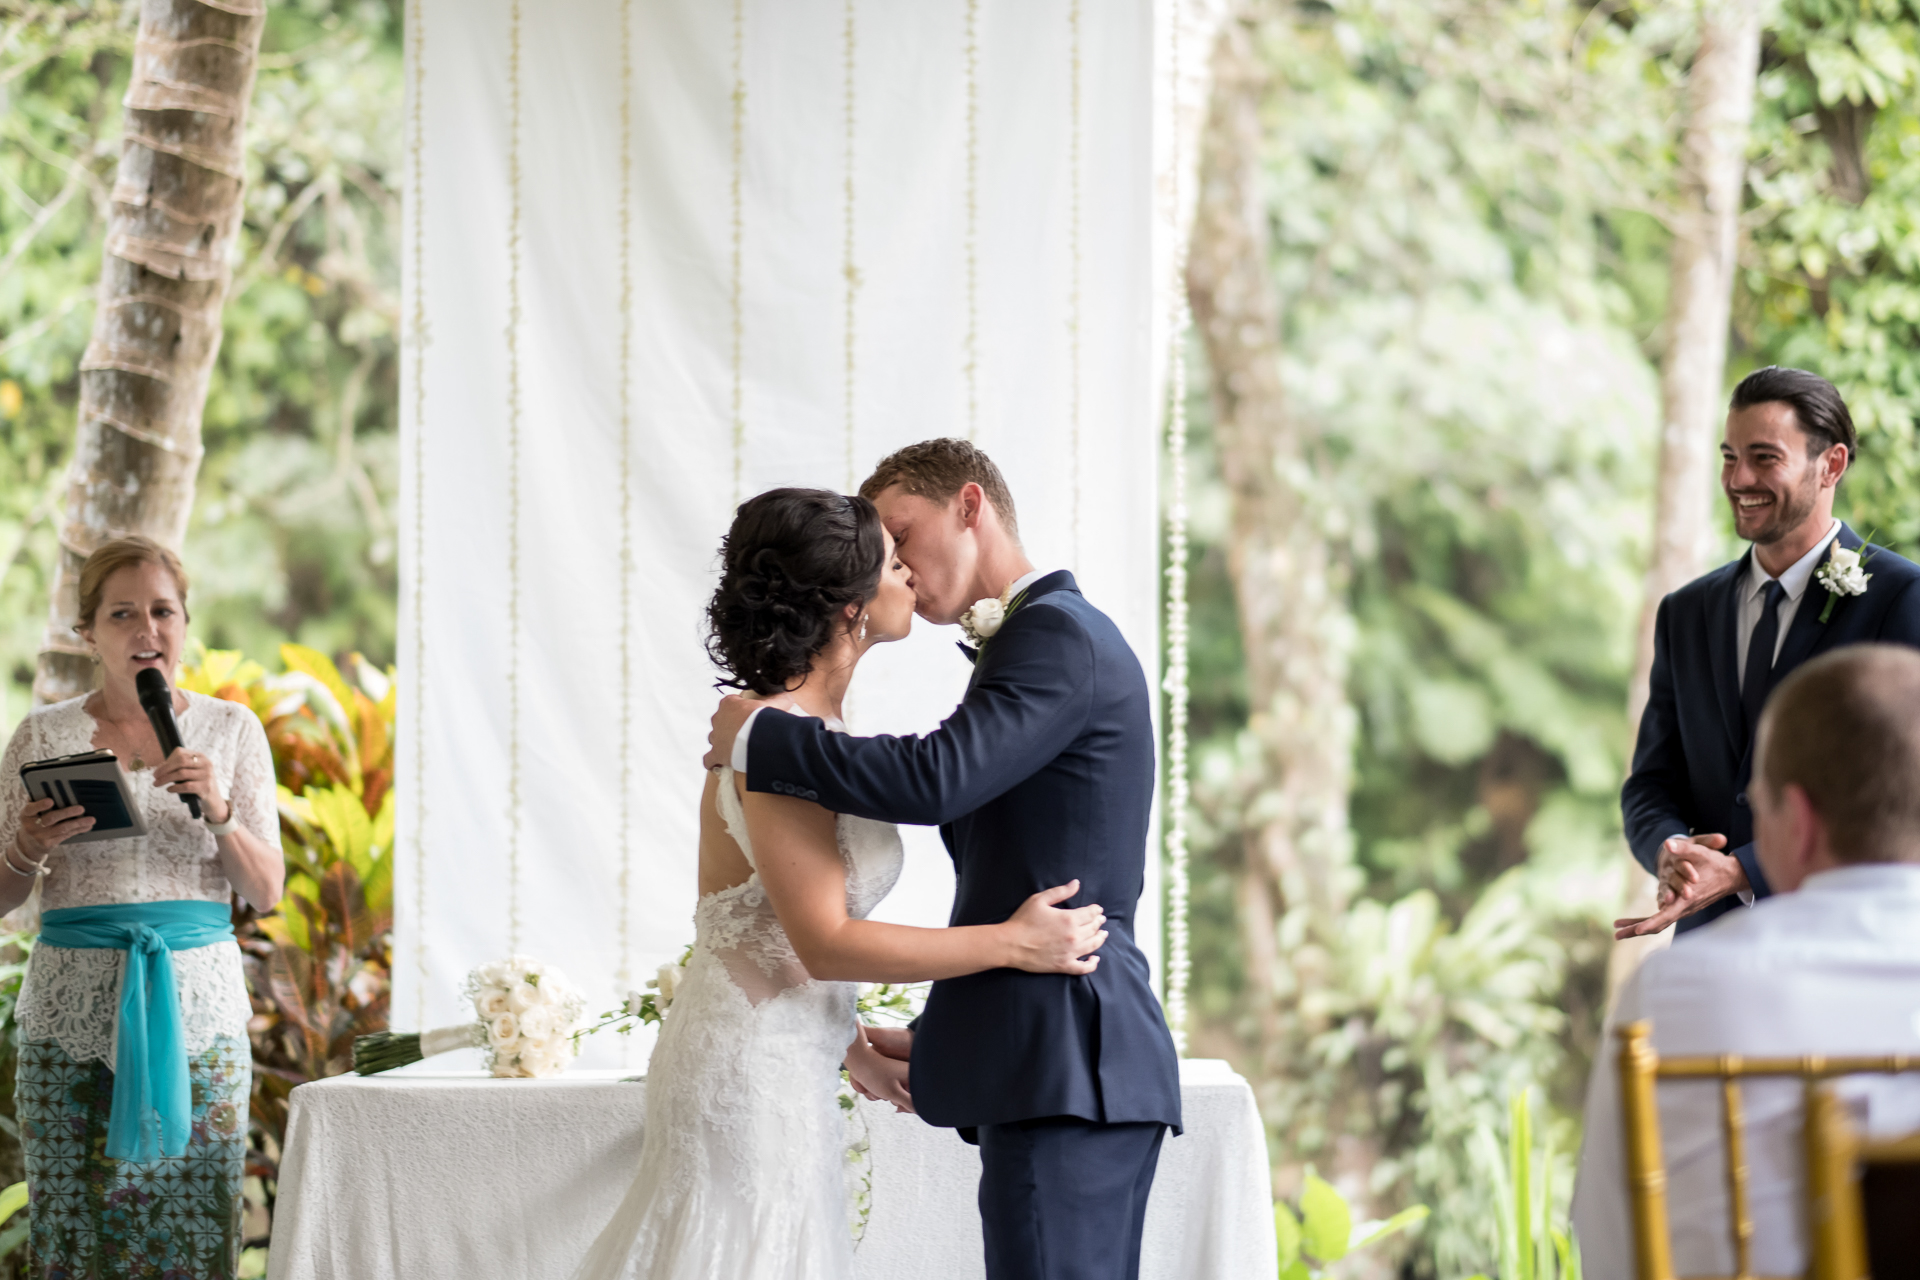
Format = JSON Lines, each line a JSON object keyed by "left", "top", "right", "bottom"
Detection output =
{"left": 39, "top": 900, "right": 234, "bottom": 1160}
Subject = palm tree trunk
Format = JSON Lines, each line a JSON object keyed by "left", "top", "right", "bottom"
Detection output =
{"left": 1615, "top": 0, "right": 1761, "bottom": 990}
{"left": 34, "top": 0, "right": 267, "bottom": 703}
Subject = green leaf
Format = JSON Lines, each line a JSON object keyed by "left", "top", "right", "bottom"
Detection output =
{"left": 1279, "top": 1261, "right": 1311, "bottom": 1280}
{"left": 1350, "top": 1203, "right": 1429, "bottom": 1251}
{"left": 1275, "top": 1199, "right": 1302, "bottom": 1268}
{"left": 1300, "top": 1171, "right": 1352, "bottom": 1262}
{"left": 0, "top": 1181, "right": 26, "bottom": 1226}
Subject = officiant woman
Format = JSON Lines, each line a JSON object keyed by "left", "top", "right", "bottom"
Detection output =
{"left": 0, "top": 536, "right": 283, "bottom": 1280}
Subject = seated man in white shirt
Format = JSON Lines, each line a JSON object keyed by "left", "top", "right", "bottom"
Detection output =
{"left": 1572, "top": 642, "right": 1920, "bottom": 1279}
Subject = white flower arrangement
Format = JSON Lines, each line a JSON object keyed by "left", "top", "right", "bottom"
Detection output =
{"left": 565, "top": 946, "right": 694, "bottom": 1052}
{"left": 1815, "top": 541, "right": 1875, "bottom": 623}
{"left": 958, "top": 581, "right": 1029, "bottom": 648}
{"left": 465, "top": 957, "right": 588, "bottom": 1078}
{"left": 352, "top": 955, "right": 587, "bottom": 1078}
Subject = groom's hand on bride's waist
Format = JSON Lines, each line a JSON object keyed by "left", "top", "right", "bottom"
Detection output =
{"left": 705, "top": 693, "right": 765, "bottom": 771}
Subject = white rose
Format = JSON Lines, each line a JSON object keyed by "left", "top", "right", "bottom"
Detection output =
{"left": 488, "top": 1012, "right": 520, "bottom": 1045}
{"left": 518, "top": 1005, "right": 558, "bottom": 1041}
{"left": 508, "top": 981, "right": 540, "bottom": 1013}
{"left": 523, "top": 1044, "right": 567, "bottom": 1078}
{"left": 1830, "top": 545, "right": 1861, "bottom": 572}
{"left": 477, "top": 989, "right": 511, "bottom": 1018}
{"left": 623, "top": 989, "right": 649, "bottom": 1018}
{"left": 967, "top": 597, "right": 1005, "bottom": 638}
{"left": 477, "top": 960, "right": 514, "bottom": 988}
{"left": 655, "top": 962, "right": 681, "bottom": 1010}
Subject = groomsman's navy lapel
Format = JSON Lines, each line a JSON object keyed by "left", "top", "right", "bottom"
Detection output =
{"left": 1708, "top": 557, "right": 1747, "bottom": 754}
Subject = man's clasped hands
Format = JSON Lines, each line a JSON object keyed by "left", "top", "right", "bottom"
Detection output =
{"left": 1613, "top": 831, "right": 1751, "bottom": 940}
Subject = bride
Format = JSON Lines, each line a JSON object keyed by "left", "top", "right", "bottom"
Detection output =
{"left": 574, "top": 489, "right": 1108, "bottom": 1280}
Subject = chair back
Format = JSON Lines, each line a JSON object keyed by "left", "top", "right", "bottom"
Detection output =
{"left": 1614, "top": 1020, "right": 1920, "bottom": 1280}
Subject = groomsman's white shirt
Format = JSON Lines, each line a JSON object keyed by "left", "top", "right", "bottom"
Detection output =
{"left": 1572, "top": 862, "right": 1920, "bottom": 1280}
{"left": 729, "top": 568, "right": 1055, "bottom": 776}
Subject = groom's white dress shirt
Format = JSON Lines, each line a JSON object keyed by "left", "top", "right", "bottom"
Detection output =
{"left": 1571, "top": 862, "right": 1920, "bottom": 1280}
{"left": 729, "top": 568, "right": 1055, "bottom": 776}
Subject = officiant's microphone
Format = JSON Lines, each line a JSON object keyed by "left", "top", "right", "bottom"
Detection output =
{"left": 135, "top": 667, "right": 201, "bottom": 819}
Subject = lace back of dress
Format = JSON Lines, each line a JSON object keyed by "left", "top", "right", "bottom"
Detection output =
{"left": 700, "top": 768, "right": 809, "bottom": 1005}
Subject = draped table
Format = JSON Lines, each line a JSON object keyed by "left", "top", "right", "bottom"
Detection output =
{"left": 267, "top": 1057, "right": 1276, "bottom": 1280}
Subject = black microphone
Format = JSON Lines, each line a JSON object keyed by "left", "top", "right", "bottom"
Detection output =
{"left": 135, "top": 667, "right": 201, "bottom": 819}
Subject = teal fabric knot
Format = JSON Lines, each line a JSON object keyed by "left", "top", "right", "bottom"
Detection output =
{"left": 39, "top": 900, "right": 235, "bottom": 1162}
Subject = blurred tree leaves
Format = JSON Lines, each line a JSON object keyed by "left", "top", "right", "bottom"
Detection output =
{"left": 1741, "top": 0, "right": 1920, "bottom": 550}
{"left": 1184, "top": 0, "right": 1677, "bottom": 1270}
{"left": 0, "top": 0, "right": 402, "bottom": 728}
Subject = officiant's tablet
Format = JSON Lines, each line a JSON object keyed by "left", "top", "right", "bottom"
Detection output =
{"left": 19, "top": 750, "right": 147, "bottom": 844}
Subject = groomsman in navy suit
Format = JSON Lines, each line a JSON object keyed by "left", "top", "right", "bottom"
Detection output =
{"left": 1617, "top": 366, "right": 1920, "bottom": 938}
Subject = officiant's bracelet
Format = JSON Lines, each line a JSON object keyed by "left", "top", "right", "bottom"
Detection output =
{"left": 204, "top": 810, "right": 241, "bottom": 837}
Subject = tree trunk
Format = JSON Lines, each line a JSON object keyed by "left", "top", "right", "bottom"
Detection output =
{"left": 1188, "top": 9, "right": 1363, "bottom": 1211}
{"left": 1615, "top": 0, "right": 1761, "bottom": 992}
{"left": 34, "top": 0, "right": 267, "bottom": 703}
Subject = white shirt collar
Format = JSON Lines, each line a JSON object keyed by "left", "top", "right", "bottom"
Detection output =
{"left": 1007, "top": 568, "right": 1055, "bottom": 600}
{"left": 1748, "top": 519, "right": 1842, "bottom": 603}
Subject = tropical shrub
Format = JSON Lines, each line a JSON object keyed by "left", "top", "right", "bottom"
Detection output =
{"left": 177, "top": 642, "right": 396, "bottom": 1248}
{"left": 1274, "top": 1170, "right": 1428, "bottom": 1279}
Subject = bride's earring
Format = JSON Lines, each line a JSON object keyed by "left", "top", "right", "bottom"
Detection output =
{"left": 858, "top": 614, "right": 869, "bottom": 644}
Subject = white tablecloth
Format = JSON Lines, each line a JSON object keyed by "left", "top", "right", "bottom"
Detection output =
{"left": 267, "top": 1058, "right": 1276, "bottom": 1280}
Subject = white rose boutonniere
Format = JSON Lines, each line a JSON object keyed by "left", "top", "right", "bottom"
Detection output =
{"left": 1815, "top": 540, "right": 1875, "bottom": 622}
{"left": 959, "top": 581, "right": 1030, "bottom": 649}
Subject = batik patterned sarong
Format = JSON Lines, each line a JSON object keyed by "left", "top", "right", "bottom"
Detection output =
{"left": 15, "top": 1035, "right": 248, "bottom": 1280}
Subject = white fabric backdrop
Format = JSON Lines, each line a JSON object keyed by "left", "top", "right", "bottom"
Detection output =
{"left": 397, "top": 0, "right": 1165, "bottom": 1064}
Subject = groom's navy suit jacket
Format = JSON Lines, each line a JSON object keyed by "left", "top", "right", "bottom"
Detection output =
{"left": 746, "top": 571, "right": 1182, "bottom": 1135}
{"left": 1623, "top": 524, "right": 1920, "bottom": 932}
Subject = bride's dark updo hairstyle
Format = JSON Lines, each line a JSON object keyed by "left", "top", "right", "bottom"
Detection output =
{"left": 706, "top": 488, "right": 887, "bottom": 695}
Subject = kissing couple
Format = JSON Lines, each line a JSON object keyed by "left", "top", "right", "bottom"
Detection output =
{"left": 573, "top": 439, "right": 1181, "bottom": 1280}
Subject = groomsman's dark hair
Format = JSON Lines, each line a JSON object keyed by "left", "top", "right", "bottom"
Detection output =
{"left": 1730, "top": 366, "right": 1857, "bottom": 464}
{"left": 859, "top": 438, "right": 1021, "bottom": 539}
{"left": 1758, "top": 644, "right": 1920, "bottom": 863}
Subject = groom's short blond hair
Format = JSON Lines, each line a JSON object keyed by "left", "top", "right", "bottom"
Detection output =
{"left": 859, "top": 438, "right": 1020, "bottom": 540}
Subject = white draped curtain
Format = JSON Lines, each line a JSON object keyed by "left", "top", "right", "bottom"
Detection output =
{"left": 396, "top": 0, "right": 1174, "bottom": 1064}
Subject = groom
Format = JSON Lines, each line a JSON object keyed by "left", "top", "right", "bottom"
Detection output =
{"left": 706, "top": 438, "right": 1181, "bottom": 1280}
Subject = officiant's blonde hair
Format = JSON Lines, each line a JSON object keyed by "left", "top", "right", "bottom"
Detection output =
{"left": 1758, "top": 644, "right": 1920, "bottom": 863}
{"left": 859, "top": 438, "right": 1020, "bottom": 540}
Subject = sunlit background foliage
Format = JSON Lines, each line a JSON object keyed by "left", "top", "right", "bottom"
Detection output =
{"left": 3, "top": 0, "right": 1920, "bottom": 1275}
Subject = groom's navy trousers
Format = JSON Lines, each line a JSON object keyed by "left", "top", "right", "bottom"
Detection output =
{"left": 746, "top": 571, "right": 1181, "bottom": 1278}
{"left": 1623, "top": 524, "right": 1920, "bottom": 931}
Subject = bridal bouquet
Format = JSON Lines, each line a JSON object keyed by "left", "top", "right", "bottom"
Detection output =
{"left": 353, "top": 955, "right": 587, "bottom": 1078}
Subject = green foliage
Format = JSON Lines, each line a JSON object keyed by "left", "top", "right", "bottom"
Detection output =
{"left": 1458, "top": 1089, "right": 1582, "bottom": 1280}
{"left": 1742, "top": 0, "right": 1920, "bottom": 551}
{"left": 1185, "top": 1, "right": 1674, "bottom": 1271}
{"left": 1275, "top": 1170, "right": 1429, "bottom": 1279}
{"left": 0, "top": 0, "right": 403, "bottom": 732}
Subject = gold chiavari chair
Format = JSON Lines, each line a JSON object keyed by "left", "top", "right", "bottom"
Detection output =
{"left": 1616, "top": 1020, "right": 1920, "bottom": 1280}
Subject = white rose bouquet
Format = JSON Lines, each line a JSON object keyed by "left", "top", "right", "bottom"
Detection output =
{"left": 352, "top": 955, "right": 587, "bottom": 1078}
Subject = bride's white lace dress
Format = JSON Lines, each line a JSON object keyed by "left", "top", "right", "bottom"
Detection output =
{"left": 573, "top": 764, "right": 904, "bottom": 1280}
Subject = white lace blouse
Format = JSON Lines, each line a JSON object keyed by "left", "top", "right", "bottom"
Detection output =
{"left": 1, "top": 692, "right": 279, "bottom": 1066}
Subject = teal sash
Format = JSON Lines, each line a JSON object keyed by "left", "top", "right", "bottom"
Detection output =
{"left": 39, "top": 900, "right": 235, "bottom": 1161}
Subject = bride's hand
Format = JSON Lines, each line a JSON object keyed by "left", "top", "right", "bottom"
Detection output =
{"left": 845, "top": 1027, "right": 914, "bottom": 1113}
{"left": 1003, "top": 880, "right": 1106, "bottom": 975}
